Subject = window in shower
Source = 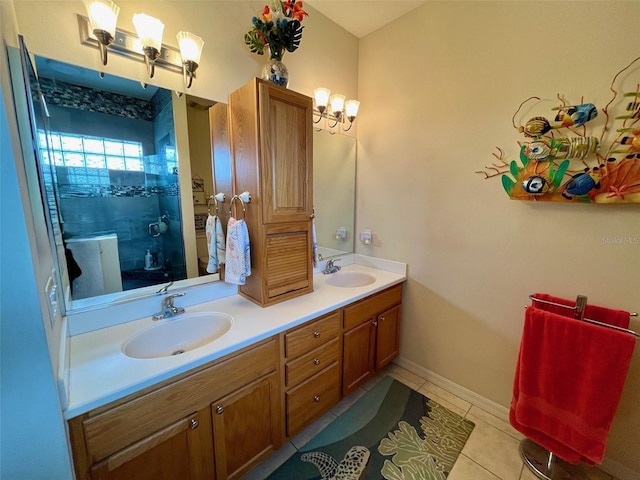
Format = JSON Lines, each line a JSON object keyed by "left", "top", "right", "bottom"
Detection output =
{"left": 38, "top": 130, "right": 144, "bottom": 185}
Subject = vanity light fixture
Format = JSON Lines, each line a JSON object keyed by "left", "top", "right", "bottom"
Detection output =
{"left": 77, "top": 12, "right": 203, "bottom": 88}
{"left": 177, "top": 31, "right": 204, "bottom": 89}
{"left": 132, "top": 13, "right": 165, "bottom": 79}
{"left": 82, "top": 0, "right": 120, "bottom": 67}
{"left": 312, "top": 87, "right": 360, "bottom": 132}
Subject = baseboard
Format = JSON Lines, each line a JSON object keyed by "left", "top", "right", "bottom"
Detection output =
{"left": 393, "top": 356, "right": 640, "bottom": 480}
{"left": 393, "top": 356, "right": 510, "bottom": 421}
{"left": 599, "top": 459, "right": 640, "bottom": 480}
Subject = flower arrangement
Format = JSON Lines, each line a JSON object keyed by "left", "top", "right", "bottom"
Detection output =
{"left": 244, "top": 0, "right": 308, "bottom": 59}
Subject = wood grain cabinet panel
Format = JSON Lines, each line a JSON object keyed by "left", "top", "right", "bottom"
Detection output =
{"left": 285, "top": 362, "right": 341, "bottom": 437}
{"left": 228, "top": 78, "right": 313, "bottom": 306}
{"left": 211, "top": 373, "right": 280, "bottom": 480}
{"left": 281, "top": 310, "right": 342, "bottom": 437}
{"left": 342, "top": 285, "right": 403, "bottom": 396}
{"left": 284, "top": 311, "right": 341, "bottom": 358}
{"left": 69, "top": 338, "right": 281, "bottom": 480}
{"left": 90, "top": 409, "right": 214, "bottom": 480}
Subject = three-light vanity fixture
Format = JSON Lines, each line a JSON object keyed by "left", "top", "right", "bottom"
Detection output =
{"left": 80, "top": 0, "right": 204, "bottom": 88}
{"left": 313, "top": 87, "right": 360, "bottom": 132}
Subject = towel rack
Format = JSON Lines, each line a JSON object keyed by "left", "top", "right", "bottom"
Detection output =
{"left": 207, "top": 192, "right": 226, "bottom": 215}
{"left": 229, "top": 191, "right": 251, "bottom": 219}
{"left": 529, "top": 294, "right": 639, "bottom": 338}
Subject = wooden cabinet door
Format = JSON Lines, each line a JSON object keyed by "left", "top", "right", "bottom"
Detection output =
{"left": 342, "top": 319, "right": 377, "bottom": 396}
{"left": 90, "top": 410, "right": 214, "bottom": 480}
{"left": 258, "top": 81, "right": 312, "bottom": 224}
{"left": 211, "top": 373, "right": 280, "bottom": 480}
{"left": 375, "top": 304, "right": 401, "bottom": 370}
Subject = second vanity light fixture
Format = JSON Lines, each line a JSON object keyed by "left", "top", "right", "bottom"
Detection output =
{"left": 313, "top": 87, "right": 360, "bottom": 132}
{"left": 80, "top": 0, "right": 204, "bottom": 88}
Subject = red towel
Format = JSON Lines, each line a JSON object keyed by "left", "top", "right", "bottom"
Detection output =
{"left": 510, "top": 306, "right": 635, "bottom": 464}
{"left": 532, "top": 293, "right": 631, "bottom": 329}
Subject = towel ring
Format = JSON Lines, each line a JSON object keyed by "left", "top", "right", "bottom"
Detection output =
{"left": 207, "top": 192, "right": 226, "bottom": 215}
{"left": 207, "top": 196, "right": 218, "bottom": 215}
{"left": 229, "top": 195, "right": 246, "bottom": 220}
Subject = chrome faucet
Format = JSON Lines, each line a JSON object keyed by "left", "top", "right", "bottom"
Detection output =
{"left": 155, "top": 281, "right": 174, "bottom": 295}
{"left": 323, "top": 258, "right": 341, "bottom": 274}
{"left": 152, "top": 292, "right": 186, "bottom": 320}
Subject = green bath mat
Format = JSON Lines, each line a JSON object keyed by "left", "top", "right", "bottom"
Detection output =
{"left": 267, "top": 376, "right": 475, "bottom": 479}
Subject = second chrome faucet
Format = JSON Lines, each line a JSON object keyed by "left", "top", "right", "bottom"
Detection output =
{"left": 152, "top": 292, "right": 186, "bottom": 320}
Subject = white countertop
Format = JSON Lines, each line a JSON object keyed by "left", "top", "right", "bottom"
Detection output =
{"left": 65, "top": 257, "right": 406, "bottom": 419}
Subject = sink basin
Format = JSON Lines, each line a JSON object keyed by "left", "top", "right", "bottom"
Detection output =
{"left": 123, "top": 312, "right": 233, "bottom": 359}
{"left": 325, "top": 271, "right": 376, "bottom": 288}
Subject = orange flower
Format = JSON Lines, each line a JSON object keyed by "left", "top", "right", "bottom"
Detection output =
{"left": 283, "top": 0, "right": 308, "bottom": 21}
{"left": 260, "top": 5, "right": 272, "bottom": 23}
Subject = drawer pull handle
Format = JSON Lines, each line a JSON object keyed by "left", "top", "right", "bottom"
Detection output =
{"left": 313, "top": 331, "right": 321, "bottom": 338}
{"left": 314, "top": 395, "right": 320, "bottom": 402}
{"left": 216, "top": 405, "right": 224, "bottom": 415}
{"left": 313, "top": 358, "right": 320, "bottom": 365}
{"left": 190, "top": 419, "right": 199, "bottom": 429}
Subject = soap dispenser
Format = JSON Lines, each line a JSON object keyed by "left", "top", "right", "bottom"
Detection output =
{"left": 144, "top": 249, "right": 153, "bottom": 269}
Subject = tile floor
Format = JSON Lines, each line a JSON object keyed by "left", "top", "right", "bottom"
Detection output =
{"left": 244, "top": 363, "right": 617, "bottom": 480}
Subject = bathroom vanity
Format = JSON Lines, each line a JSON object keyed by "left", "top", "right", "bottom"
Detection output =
{"left": 65, "top": 258, "right": 406, "bottom": 480}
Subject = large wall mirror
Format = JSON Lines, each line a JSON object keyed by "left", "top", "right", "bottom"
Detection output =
{"left": 12, "top": 40, "right": 356, "bottom": 315}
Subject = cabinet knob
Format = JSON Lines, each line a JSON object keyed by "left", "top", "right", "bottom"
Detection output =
{"left": 190, "top": 419, "right": 199, "bottom": 429}
{"left": 313, "top": 331, "right": 321, "bottom": 338}
{"left": 380, "top": 315, "right": 385, "bottom": 322}
{"left": 372, "top": 321, "right": 378, "bottom": 327}
{"left": 313, "top": 358, "right": 320, "bottom": 365}
{"left": 216, "top": 405, "right": 224, "bottom": 415}
{"left": 314, "top": 395, "right": 320, "bottom": 403}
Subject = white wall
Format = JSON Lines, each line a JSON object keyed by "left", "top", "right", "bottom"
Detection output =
{"left": 357, "top": 1, "right": 640, "bottom": 476}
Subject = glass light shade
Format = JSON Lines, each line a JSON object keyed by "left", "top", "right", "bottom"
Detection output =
{"left": 132, "top": 13, "right": 165, "bottom": 51}
{"left": 83, "top": 0, "right": 120, "bottom": 36}
{"left": 345, "top": 100, "right": 360, "bottom": 119}
{"left": 313, "top": 87, "right": 331, "bottom": 109}
{"left": 177, "top": 31, "right": 204, "bottom": 64}
{"left": 329, "top": 94, "right": 346, "bottom": 114}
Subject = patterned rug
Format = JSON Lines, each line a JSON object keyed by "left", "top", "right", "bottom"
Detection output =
{"left": 267, "top": 376, "right": 475, "bottom": 480}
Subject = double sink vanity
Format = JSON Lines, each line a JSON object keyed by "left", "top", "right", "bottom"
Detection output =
{"left": 66, "top": 256, "right": 406, "bottom": 480}
{"left": 11, "top": 44, "right": 405, "bottom": 479}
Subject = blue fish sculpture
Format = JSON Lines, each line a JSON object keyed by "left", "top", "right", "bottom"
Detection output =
{"left": 554, "top": 103, "right": 598, "bottom": 127}
{"left": 561, "top": 170, "right": 601, "bottom": 199}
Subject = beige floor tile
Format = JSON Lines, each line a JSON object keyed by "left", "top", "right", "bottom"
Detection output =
{"left": 462, "top": 416, "right": 524, "bottom": 480}
{"left": 520, "top": 465, "right": 540, "bottom": 480}
{"left": 448, "top": 454, "right": 502, "bottom": 480}
{"left": 242, "top": 442, "right": 296, "bottom": 479}
{"left": 384, "top": 363, "right": 427, "bottom": 387}
{"left": 518, "top": 459, "right": 614, "bottom": 480}
{"left": 466, "top": 405, "right": 523, "bottom": 442}
{"left": 419, "top": 380, "right": 472, "bottom": 415}
{"left": 383, "top": 366, "right": 424, "bottom": 391}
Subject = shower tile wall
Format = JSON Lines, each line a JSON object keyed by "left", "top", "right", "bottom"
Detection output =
{"left": 40, "top": 78, "right": 186, "bottom": 291}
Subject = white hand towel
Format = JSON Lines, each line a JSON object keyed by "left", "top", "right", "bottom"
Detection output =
{"left": 205, "top": 215, "right": 226, "bottom": 273}
{"left": 312, "top": 217, "right": 318, "bottom": 268}
{"left": 224, "top": 217, "right": 251, "bottom": 285}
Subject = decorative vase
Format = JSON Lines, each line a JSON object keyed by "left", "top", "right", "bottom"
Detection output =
{"left": 261, "top": 45, "right": 289, "bottom": 88}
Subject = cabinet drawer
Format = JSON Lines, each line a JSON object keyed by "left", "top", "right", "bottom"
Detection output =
{"left": 285, "top": 338, "right": 340, "bottom": 388}
{"left": 284, "top": 311, "right": 340, "bottom": 358}
{"left": 80, "top": 338, "right": 278, "bottom": 463}
{"left": 285, "top": 363, "right": 341, "bottom": 436}
{"left": 343, "top": 284, "right": 403, "bottom": 330}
